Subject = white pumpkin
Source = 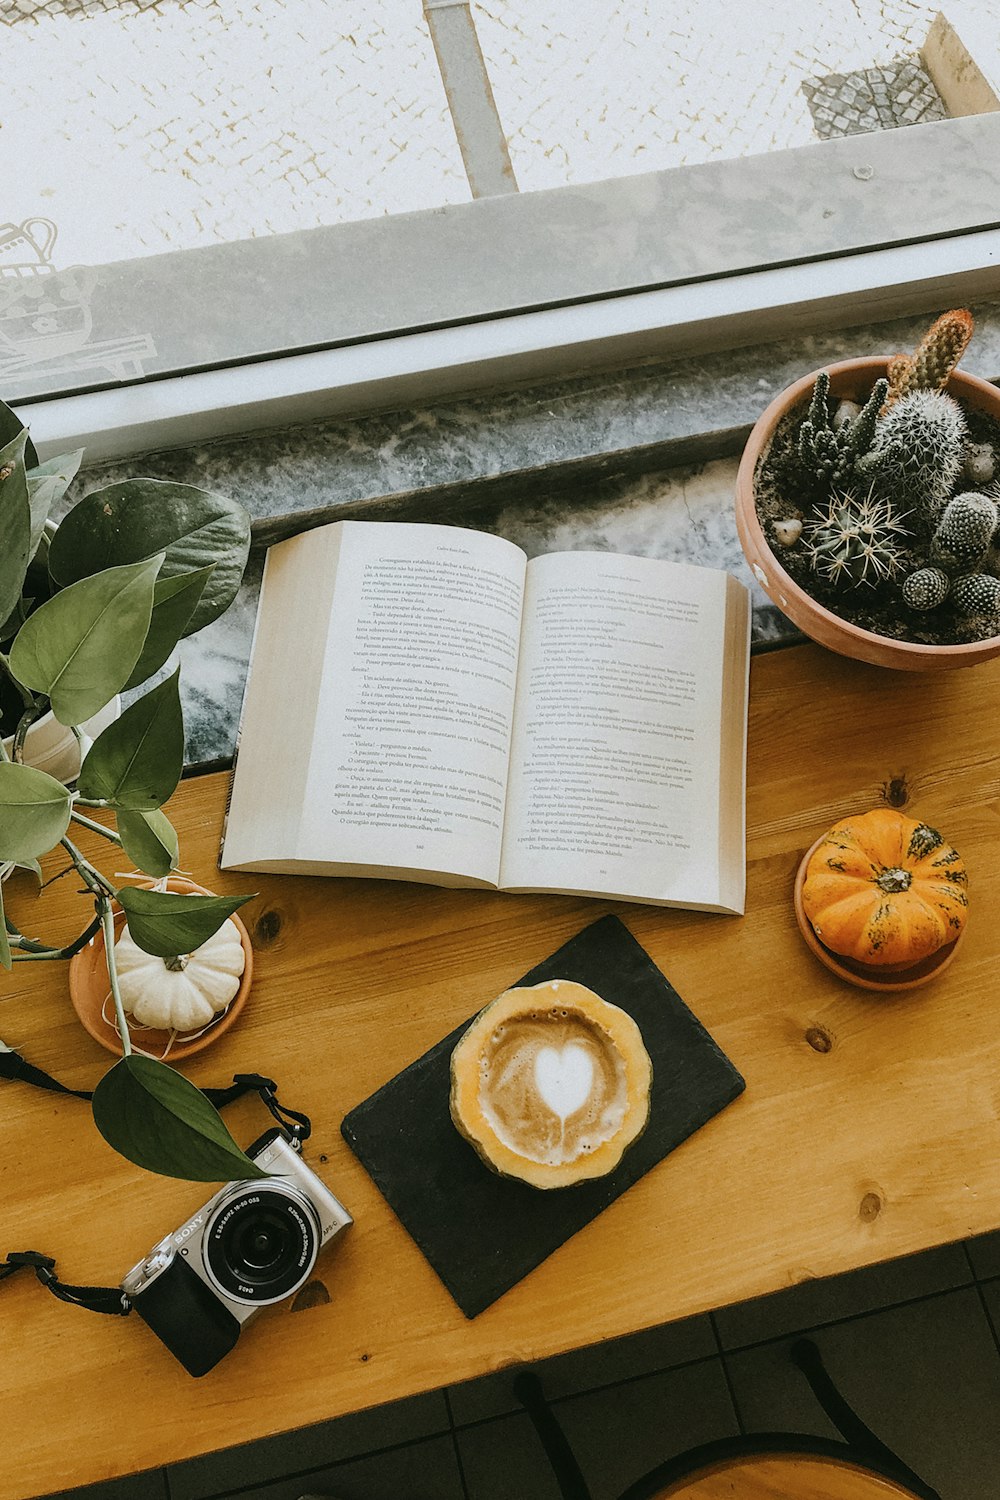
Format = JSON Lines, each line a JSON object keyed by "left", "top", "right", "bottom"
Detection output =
{"left": 114, "top": 918, "right": 246, "bottom": 1032}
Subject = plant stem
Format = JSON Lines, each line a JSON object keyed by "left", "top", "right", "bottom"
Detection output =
{"left": 99, "top": 897, "right": 131, "bottom": 1057}
{"left": 60, "top": 836, "right": 117, "bottom": 900}
{"left": 70, "top": 809, "right": 122, "bottom": 845}
{"left": 12, "top": 700, "right": 44, "bottom": 763}
{"left": 7, "top": 912, "right": 102, "bottom": 961}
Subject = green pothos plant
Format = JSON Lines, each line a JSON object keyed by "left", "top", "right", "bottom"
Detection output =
{"left": 0, "top": 398, "right": 267, "bottom": 1185}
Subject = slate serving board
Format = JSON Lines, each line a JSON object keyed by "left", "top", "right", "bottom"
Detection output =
{"left": 341, "top": 915, "right": 746, "bottom": 1318}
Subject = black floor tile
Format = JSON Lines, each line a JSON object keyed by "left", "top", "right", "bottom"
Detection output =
{"left": 166, "top": 1393, "right": 450, "bottom": 1500}
{"left": 966, "top": 1230, "right": 1000, "bottom": 1281}
{"left": 213, "top": 1433, "right": 464, "bottom": 1500}
{"left": 726, "top": 1286, "right": 1000, "bottom": 1500}
{"left": 714, "top": 1242, "right": 971, "bottom": 1350}
{"left": 46, "top": 1475, "right": 167, "bottom": 1500}
{"left": 457, "top": 1355, "right": 738, "bottom": 1500}
{"left": 447, "top": 1311, "right": 715, "bottom": 1426}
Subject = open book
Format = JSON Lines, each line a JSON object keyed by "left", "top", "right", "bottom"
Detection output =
{"left": 221, "top": 521, "right": 751, "bottom": 914}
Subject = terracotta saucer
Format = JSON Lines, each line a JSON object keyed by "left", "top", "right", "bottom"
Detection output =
{"left": 793, "top": 836, "right": 963, "bottom": 993}
{"left": 67, "top": 876, "right": 253, "bottom": 1060}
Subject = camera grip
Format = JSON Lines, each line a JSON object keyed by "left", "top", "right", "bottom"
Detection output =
{"left": 132, "top": 1254, "right": 241, "bottom": 1377}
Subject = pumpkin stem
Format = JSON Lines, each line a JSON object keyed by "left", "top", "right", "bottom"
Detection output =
{"left": 164, "top": 954, "right": 188, "bottom": 972}
{"left": 876, "top": 866, "right": 912, "bottom": 893}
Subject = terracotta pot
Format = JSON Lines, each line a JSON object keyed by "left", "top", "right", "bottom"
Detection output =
{"left": 67, "top": 876, "right": 253, "bottom": 1060}
{"left": 792, "top": 836, "right": 963, "bottom": 992}
{"left": 735, "top": 358, "right": 1000, "bottom": 670}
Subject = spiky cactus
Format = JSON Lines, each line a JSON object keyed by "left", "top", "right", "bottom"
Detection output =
{"left": 796, "top": 374, "right": 889, "bottom": 494}
{"left": 951, "top": 573, "right": 1000, "bottom": 620}
{"left": 802, "top": 491, "right": 910, "bottom": 589}
{"left": 930, "top": 492, "right": 998, "bottom": 572}
{"left": 885, "top": 309, "right": 975, "bottom": 406}
{"left": 902, "top": 567, "right": 950, "bottom": 611}
{"left": 866, "top": 390, "right": 967, "bottom": 515}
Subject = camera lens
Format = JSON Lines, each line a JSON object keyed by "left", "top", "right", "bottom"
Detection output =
{"left": 204, "top": 1184, "right": 319, "bottom": 1304}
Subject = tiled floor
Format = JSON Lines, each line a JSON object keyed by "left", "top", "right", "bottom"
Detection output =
{"left": 57, "top": 1227, "right": 1000, "bottom": 1500}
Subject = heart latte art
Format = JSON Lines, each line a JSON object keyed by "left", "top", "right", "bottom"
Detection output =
{"left": 451, "top": 979, "right": 653, "bottom": 1187}
{"left": 471, "top": 984, "right": 641, "bottom": 1168}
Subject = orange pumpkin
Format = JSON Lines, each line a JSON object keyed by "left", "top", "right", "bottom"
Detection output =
{"left": 801, "top": 808, "right": 968, "bottom": 969}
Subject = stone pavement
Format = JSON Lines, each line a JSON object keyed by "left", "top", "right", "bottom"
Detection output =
{"left": 1, "top": 0, "right": 997, "bottom": 265}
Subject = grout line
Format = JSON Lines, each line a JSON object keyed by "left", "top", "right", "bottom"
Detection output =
{"left": 710, "top": 1311, "right": 747, "bottom": 1437}
{"left": 184, "top": 1424, "right": 455, "bottom": 1500}
{"left": 448, "top": 1348, "right": 724, "bottom": 1434}
{"left": 970, "top": 1276, "right": 1000, "bottom": 1365}
{"left": 715, "top": 1273, "right": 978, "bottom": 1358}
{"left": 444, "top": 1388, "right": 473, "bottom": 1500}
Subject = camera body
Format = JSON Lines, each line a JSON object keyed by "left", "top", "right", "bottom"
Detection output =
{"left": 122, "top": 1129, "right": 352, "bottom": 1376}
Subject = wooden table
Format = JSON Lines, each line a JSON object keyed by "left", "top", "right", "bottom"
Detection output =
{"left": 4, "top": 642, "right": 1000, "bottom": 1499}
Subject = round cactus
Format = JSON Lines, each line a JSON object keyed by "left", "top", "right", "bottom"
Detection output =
{"left": 868, "top": 390, "right": 967, "bottom": 513}
{"left": 902, "top": 567, "right": 950, "bottom": 611}
{"left": 803, "top": 491, "right": 910, "bottom": 589}
{"left": 930, "top": 491, "right": 998, "bottom": 572}
{"left": 951, "top": 573, "right": 1000, "bottom": 620}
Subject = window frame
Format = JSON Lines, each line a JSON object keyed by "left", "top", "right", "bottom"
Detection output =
{"left": 11, "top": 113, "right": 1000, "bottom": 461}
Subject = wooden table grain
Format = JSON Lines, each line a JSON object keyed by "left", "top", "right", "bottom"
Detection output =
{"left": 3, "top": 642, "right": 1000, "bottom": 1499}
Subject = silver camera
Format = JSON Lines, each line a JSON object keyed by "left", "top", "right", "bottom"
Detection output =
{"left": 122, "top": 1129, "right": 352, "bottom": 1376}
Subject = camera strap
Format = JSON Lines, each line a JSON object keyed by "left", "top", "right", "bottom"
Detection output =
{"left": 1, "top": 1049, "right": 313, "bottom": 1317}
{"left": 0, "top": 1251, "right": 129, "bottom": 1316}
{"left": 0, "top": 1043, "right": 312, "bottom": 1143}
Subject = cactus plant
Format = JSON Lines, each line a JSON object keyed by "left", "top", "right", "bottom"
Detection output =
{"left": 930, "top": 492, "right": 998, "bottom": 572}
{"left": 951, "top": 573, "right": 1000, "bottom": 620}
{"left": 902, "top": 567, "right": 950, "bottom": 611}
{"left": 796, "top": 374, "right": 889, "bottom": 495}
{"left": 885, "top": 309, "right": 975, "bottom": 406}
{"left": 867, "top": 390, "right": 967, "bottom": 514}
{"left": 802, "top": 491, "right": 910, "bottom": 589}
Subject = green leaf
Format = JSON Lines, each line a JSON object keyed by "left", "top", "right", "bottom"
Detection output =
{"left": 0, "top": 429, "right": 32, "bottom": 627}
{"left": 0, "top": 884, "right": 11, "bottom": 971}
{"left": 14, "top": 856, "right": 43, "bottom": 884}
{"left": 116, "top": 886, "right": 252, "bottom": 958}
{"left": 26, "top": 450, "right": 83, "bottom": 559}
{"left": 125, "top": 565, "right": 214, "bottom": 690}
{"left": 116, "top": 809, "right": 179, "bottom": 878}
{"left": 78, "top": 669, "right": 183, "bottom": 810}
{"left": 92, "top": 1056, "right": 268, "bottom": 1182}
{"left": 48, "top": 481, "right": 250, "bottom": 636}
{"left": 9, "top": 554, "right": 163, "bottom": 726}
{"left": 0, "top": 762, "right": 72, "bottom": 860}
{"left": 0, "top": 399, "right": 36, "bottom": 467}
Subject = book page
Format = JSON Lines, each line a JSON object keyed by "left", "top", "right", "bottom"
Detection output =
{"left": 499, "top": 551, "right": 744, "bottom": 909}
{"left": 295, "top": 521, "right": 527, "bottom": 886}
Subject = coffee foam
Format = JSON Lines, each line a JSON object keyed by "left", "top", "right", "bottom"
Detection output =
{"left": 477, "top": 983, "right": 630, "bottom": 1167}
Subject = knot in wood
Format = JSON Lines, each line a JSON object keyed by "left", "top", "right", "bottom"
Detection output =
{"left": 859, "top": 1191, "right": 883, "bottom": 1222}
{"left": 882, "top": 775, "right": 909, "bottom": 808}
{"left": 805, "top": 1026, "right": 833, "bottom": 1054}
{"left": 253, "top": 908, "right": 283, "bottom": 946}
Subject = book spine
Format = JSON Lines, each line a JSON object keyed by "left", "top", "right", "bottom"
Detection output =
{"left": 218, "top": 551, "right": 271, "bottom": 866}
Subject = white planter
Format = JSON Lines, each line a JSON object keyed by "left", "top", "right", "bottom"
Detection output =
{"left": 0, "top": 697, "right": 120, "bottom": 881}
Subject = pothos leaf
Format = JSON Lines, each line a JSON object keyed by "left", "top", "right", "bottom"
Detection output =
{"left": 115, "top": 886, "right": 252, "bottom": 959}
{"left": 92, "top": 1056, "right": 268, "bottom": 1182}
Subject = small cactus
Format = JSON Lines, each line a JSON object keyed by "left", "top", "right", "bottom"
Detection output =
{"left": 930, "top": 492, "right": 998, "bottom": 572}
{"left": 802, "top": 491, "right": 910, "bottom": 589}
{"left": 796, "top": 373, "right": 889, "bottom": 494}
{"left": 885, "top": 309, "right": 975, "bottom": 406}
{"left": 902, "top": 567, "right": 950, "bottom": 611}
{"left": 867, "top": 390, "right": 967, "bottom": 514}
{"left": 951, "top": 573, "right": 1000, "bottom": 621}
